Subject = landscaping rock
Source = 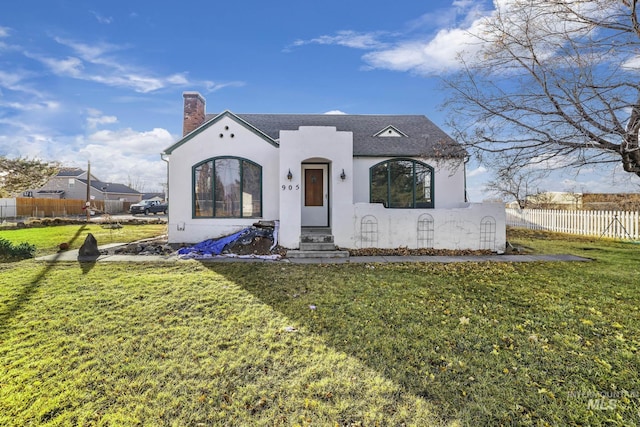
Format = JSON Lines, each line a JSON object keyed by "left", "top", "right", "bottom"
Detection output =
{"left": 112, "top": 237, "right": 176, "bottom": 255}
{"left": 78, "top": 233, "right": 100, "bottom": 257}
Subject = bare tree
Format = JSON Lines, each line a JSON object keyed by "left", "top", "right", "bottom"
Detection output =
{"left": 484, "top": 159, "right": 548, "bottom": 208}
{"left": 444, "top": 0, "right": 640, "bottom": 179}
{"left": 0, "top": 156, "right": 59, "bottom": 197}
{"left": 126, "top": 174, "right": 146, "bottom": 193}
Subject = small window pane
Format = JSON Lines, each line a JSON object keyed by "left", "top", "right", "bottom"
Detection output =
{"left": 389, "top": 160, "right": 413, "bottom": 208}
{"left": 370, "top": 162, "right": 388, "bottom": 207}
{"left": 415, "top": 163, "right": 432, "bottom": 208}
{"left": 194, "top": 161, "right": 213, "bottom": 217}
{"left": 242, "top": 160, "right": 261, "bottom": 218}
{"left": 214, "top": 158, "right": 241, "bottom": 217}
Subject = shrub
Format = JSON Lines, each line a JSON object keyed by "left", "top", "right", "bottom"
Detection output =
{"left": 0, "top": 237, "right": 36, "bottom": 260}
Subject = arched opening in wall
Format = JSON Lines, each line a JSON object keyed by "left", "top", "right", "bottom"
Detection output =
{"left": 417, "top": 214, "right": 434, "bottom": 248}
{"left": 480, "top": 216, "right": 497, "bottom": 251}
{"left": 360, "top": 215, "right": 378, "bottom": 248}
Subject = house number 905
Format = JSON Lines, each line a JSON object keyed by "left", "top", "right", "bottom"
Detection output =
{"left": 282, "top": 185, "right": 300, "bottom": 190}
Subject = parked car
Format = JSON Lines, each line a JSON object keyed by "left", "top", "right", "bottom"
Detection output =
{"left": 129, "top": 200, "right": 168, "bottom": 215}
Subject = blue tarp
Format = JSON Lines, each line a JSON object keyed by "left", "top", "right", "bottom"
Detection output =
{"left": 177, "top": 224, "right": 277, "bottom": 258}
{"left": 178, "top": 228, "right": 250, "bottom": 256}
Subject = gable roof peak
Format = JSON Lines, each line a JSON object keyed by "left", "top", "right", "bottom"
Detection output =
{"left": 374, "top": 125, "right": 408, "bottom": 138}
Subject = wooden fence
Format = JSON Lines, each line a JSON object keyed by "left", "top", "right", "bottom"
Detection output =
{"left": 506, "top": 208, "right": 640, "bottom": 240}
{"left": 0, "top": 198, "right": 133, "bottom": 219}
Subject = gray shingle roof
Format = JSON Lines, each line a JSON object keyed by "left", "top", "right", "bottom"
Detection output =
{"left": 56, "top": 167, "right": 85, "bottom": 177}
{"left": 202, "top": 113, "right": 466, "bottom": 158}
{"left": 77, "top": 179, "right": 140, "bottom": 195}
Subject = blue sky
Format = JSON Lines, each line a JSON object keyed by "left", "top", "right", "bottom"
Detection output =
{"left": 1, "top": 0, "right": 638, "bottom": 199}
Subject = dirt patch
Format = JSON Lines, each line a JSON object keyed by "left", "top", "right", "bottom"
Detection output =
{"left": 225, "top": 236, "right": 276, "bottom": 255}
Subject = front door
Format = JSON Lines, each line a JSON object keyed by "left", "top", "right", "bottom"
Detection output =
{"left": 301, "top": 164, "right": 329, "bottom": 227}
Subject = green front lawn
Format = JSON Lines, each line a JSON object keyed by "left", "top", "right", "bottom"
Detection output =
{"left": 0, "top": 223, "right": 166, "bottom": 257}
{"left": 0, "top": 228, "right": 638, "bottom": 425}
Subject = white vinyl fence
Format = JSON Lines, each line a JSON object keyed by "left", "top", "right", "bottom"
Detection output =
{"left": 506, "top": 208, "right": 640, "bottom": 240}
{"left": 0, "top": 198, "right": 17, "bottom": 219}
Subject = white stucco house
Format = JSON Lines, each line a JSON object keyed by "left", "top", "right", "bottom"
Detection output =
{"left": 162, "top": 92, "right": 505, "bottom": 253}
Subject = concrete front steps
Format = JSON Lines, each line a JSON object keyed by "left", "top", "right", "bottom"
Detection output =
{"left": 286, "top": 227, "right": 349, "bottom": 259}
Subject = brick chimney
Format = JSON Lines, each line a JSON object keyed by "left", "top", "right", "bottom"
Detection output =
{"left": 182, "top": 92, "right": 206, "bottom": 136}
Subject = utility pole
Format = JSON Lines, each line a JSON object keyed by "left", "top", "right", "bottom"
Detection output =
{"left": 86, "top": 160, "right": 91, "bottom": 222}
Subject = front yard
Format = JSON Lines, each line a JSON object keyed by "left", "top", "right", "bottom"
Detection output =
{"left": 0, "top": 226, "right": 638, "bottom": 425}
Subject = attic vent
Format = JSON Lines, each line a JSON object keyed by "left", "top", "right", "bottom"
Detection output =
{"left": 374, "top": 125, "right": 407, "bottom": 138}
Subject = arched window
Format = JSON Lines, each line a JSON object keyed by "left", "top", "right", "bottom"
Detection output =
{"left": 193, "top": 157, "right": 262, "bottom": 218}
{"left": 370, "top": 159, "right": 434, "bottom": 208}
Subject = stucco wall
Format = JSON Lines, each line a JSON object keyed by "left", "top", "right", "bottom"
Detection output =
{"left": 341, "top": 202, "right": 506, "bottom": 251}
{"left": 167, "top": 116, "right": 280, "bottom": 243}
{"left": 278, "top": 126, "right": 353, "bottom": 248}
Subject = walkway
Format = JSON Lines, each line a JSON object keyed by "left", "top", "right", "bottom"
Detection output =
{"left": 37, "top": 245, "right": 591, "bottom": 264}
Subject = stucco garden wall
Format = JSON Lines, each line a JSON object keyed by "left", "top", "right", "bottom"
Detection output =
{"left": 332, "top": 202, "right": 506, "bottom": 251}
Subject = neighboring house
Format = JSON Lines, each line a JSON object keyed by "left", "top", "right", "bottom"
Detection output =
{"left": 582, "top": 193, "right": 640, "bottom": 211}
{"left": 29, "top": 167, "right": 142, "bottom": 203}
{"left": 526, "top": 191, "right": 583, "bottom": 210}
{"left": 142, "top": 192, "right": 166, "bottom": 202}
{"left": 162, "top": 92, "right": 505, "bottom": 251}
{"left": 505, "top": 192, "right": 583, "bottom": 210}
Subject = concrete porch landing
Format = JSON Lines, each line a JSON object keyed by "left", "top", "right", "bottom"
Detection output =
{"left": 286, "top": 227, "right": 350, "bottom": 259}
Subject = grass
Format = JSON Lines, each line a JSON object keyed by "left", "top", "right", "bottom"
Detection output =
{"left": 0, "top": 223, "right": 167, "bottom": 257}
{"left": 0, "top": 227, "right": 639, "bottom": 425}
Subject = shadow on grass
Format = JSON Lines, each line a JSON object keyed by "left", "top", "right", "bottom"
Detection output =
{"left": 78, "top": 256, "right": 99, "bottom": 274}
{"left": 0, "top": 224, "right": 89, "bottom": 335}
{"left": 199, "top": 259, "right": 639, "bottom": 426}
{"left": 201, "top": 262, "right": 459, "bottom": 422}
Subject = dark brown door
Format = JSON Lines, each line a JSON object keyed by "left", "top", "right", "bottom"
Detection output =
{"left": 305, "top": 169, "right": 323, "bottom": 206}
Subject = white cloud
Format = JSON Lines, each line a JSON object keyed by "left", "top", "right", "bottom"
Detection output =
{"left": 466, "top": 165, "right": 487, "bottom": 177}
{"left": 360, "top": 1, "right": 489, "bottom": 75}
{"left": 34, "top": 54, "right": 84, "bottom": 76}
{"left": 85, "top": 127, "right": 172, "bottom": 156}
{"left": 90, "top": 11, "right": 113, "bottom": 25}
{"left": 86, "top": 109, "right": 118, "bottom": 129}
{"left": 75, "top": 127, "right": 173, "bottom": 189}
{"left": 287, "top": 2, "right": 489, "bottom": 74}
{"left": 25, "top": 36, "right": 198, "bottom": 93}
{"left": 0, "top": 100, "right": 60, "bottom": 111}
{"left": 324, "top": 110, "right": 347, "bottom": 115}
{"left": 289, "top": 30, "right": 387, "bottom": 51}
{"left": 363, "top": 27, "right": 480, "bottom": 74}
{"left": 0, "top": 70, "right": 46, "bottom": 97}
{"left": 0, "top": 117, "right": 35, "bottom": 132}
{"left": 203, "top": 80, "right": 246, "bottom": 93}
{"left": 0, "top": 26, "right": 9, "bottom": 38}
{"left": 0, "top": 70, "right": 27, "bottom": 88}
{"left": 291, "top": 0, "right": 625, "bottom": 76}
{"left": 0, "top": 124, "right": 174, "bottom": 192}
